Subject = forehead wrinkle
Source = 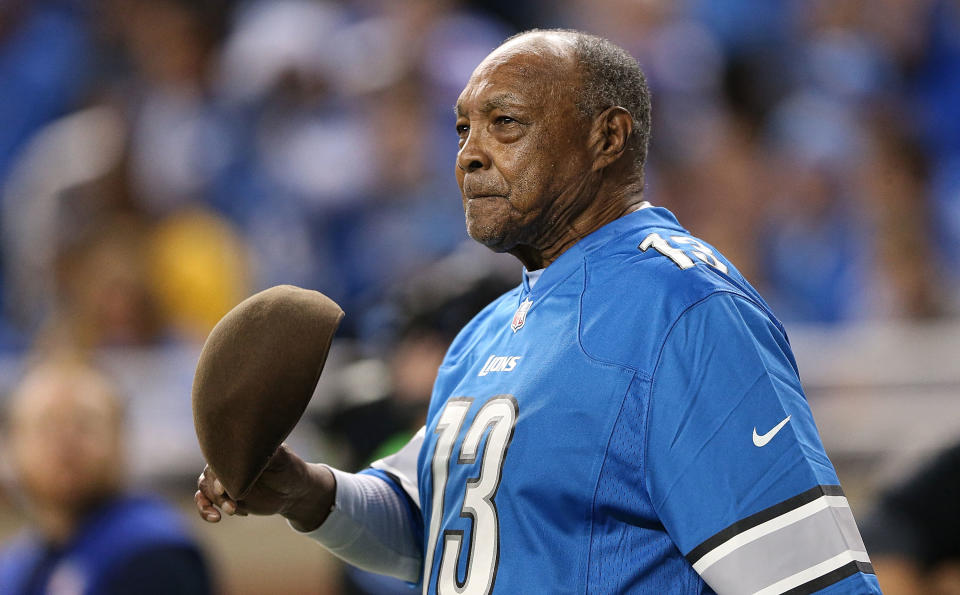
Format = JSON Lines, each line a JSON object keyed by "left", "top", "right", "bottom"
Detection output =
{"left": 457, "top": 90, "right": 528, "bottom": 117}
{"left": 483, "top": 93, "right": 524, "bottom": 112}
{"left": 457, "top": 37, "right": 579, "bottom": 122}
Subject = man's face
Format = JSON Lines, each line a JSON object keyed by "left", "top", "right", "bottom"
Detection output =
{"left": 454, "top": 36, "right": 595, "bottom": 254}
{"left": 7, "top": 367, "right": 124, "bottom": 511}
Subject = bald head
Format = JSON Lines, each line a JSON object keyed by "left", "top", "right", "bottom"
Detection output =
{"left": 485, "top": 30, "right": 578, "bottom": 63}
{"left": 7, "top": 361, "right": 123, "bottom": 426}
{"left": 461, "top": 31, "right": 580, "bottom": 124}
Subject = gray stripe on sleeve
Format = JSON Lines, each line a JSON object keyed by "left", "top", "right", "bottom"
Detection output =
{"left": 698, "top": 500, "right": 869, "bottom": 594}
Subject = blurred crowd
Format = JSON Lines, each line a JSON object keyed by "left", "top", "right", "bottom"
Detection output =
{"left": 1, "top": 0, "right": 960, "bottom": 593}
{"left": 0, "top": 0, "right": 959, "bottom": 358}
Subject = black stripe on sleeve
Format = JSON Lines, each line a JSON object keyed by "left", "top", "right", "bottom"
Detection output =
{"left": 685, "top": 484, "right": 845, "bottom": 565}
{"left": 780, "top": 560, "right": 875, "bottom": 595}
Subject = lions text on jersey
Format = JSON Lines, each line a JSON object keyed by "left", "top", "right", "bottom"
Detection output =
{"left": 368, "top": 206, "right": 880, "bottom": 594}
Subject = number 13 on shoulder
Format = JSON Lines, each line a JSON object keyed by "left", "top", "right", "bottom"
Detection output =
{"left": 639, "top": 232, "right": 728, "bottom": 274}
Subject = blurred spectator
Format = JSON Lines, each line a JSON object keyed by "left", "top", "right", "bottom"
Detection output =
{"left": 911, "top": 0, "right": 960, "bottom": 304}
{"left": 758, "top": 92, "right": 873, "bottom": 323}
{"left": 862, "top": 440, "right": 960, "bottom": 594}
{"left": 0, "top": 0, "right": 91, "bottom": 191}
{"left": 1, "top": 104, "right": 129, "bottom": 345}
{"left": 146, "top": 208, "right": 250, "bottom": 342}
{"left": 0, "top": 358, "right": 213, "bottom": 594}
{"left": 312, "top": 245, "right": 516, "bottom": 594}
{"left": 0, "top": 0, "right": 93, "bottom": 347}
{"left": 315, "top": 243, "right": 518, "bottom": 472}
{"left": 0, "top": 0, "right": 955, "bottom": 352}
{"left": 45, "top": 215, "right": 164, "bottom": 351}
{"left": 102, "top": 0, "right": 229, "bottom": 215}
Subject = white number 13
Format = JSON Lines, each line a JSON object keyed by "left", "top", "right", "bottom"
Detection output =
{"left": 639, "top": 233, "right": 728, "bottom": 274}
{"left": 423, "top": 396, "right": 518, "bottom": 595}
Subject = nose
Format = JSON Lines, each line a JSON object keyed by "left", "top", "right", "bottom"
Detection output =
{"left": 457, "top": 131, "right": 490, "bottom": 173}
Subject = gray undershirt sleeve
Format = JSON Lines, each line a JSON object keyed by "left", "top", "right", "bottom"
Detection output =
{"left": 291, "top": 467, "right": 422, "bottom": 582}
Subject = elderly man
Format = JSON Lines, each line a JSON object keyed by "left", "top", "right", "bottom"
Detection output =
{"left": 197, "top": 30, "right": 881, "bottom": 594}
{"left": 1, "top": 360, "right": 212, "bottom": 595}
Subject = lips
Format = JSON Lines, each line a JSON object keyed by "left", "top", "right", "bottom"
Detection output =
{"left": 462, "top": 179, "right": 507, "bottom": 200}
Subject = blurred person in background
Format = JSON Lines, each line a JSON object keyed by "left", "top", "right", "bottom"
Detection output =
{"left": 861, "top": 440, "right": 960, "bottom": 594}
{"left": 0, "top": 0, "right": 93, "bottom": 349}
{"left": 0, "top": 359, "right": 213, "bottom": 594}
{"left": 314, "top": 251, "right": 516, "bottom": 594}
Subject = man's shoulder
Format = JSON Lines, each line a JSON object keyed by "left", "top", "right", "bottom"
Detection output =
{"left": 589, "top": 212, "right": 740, "bottom": 292}
{"left": 0, "top": 532, "right": 40, "bottom": 567}
{"left": 0, "top": 532, "right": 43, "bottom": 593}
{"left": 578, "top": 209, "right": 774, "bottom": 371}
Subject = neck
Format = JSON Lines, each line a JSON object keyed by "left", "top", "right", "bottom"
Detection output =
{"left": 30, "top": 493, "right": 111, "bottom": 545}
{"left": 509, "top": 183, "right": 646, "bottom": 270}
{"left": 32, "top": 504, "right": 83, "bottom": 545}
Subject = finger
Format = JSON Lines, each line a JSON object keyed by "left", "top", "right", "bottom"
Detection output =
{"left": 199, "top": 469, "right": 238, "bottom": 512}
{"left": 195, "top": 490, "right": 222, "bottom": 523}
{"left": 222, "top": 499, "right": 237, "bottom": 515}
{"left": 211, "top": 479, "right": 239, "bottom": 514}
{"left": 198, "top": 465, "right": 216, "bottom": 490}
{"left": 198, "top": 467, "right": 219, "bottom": 501}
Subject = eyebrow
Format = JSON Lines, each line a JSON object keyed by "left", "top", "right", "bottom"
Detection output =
{"left": 454, "top": 93, "right": 526, "bottom": 118}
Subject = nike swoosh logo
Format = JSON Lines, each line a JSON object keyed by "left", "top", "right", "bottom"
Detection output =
{"left": 752, "top": 415, "right": 791, "bottom": 447}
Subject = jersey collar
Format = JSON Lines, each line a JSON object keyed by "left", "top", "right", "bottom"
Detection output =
{"left": 523, "top": 204, "right": 685, "bottom": 299}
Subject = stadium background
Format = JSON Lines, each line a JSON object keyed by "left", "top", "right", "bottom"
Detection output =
{"left": 0, "top": 0, "right": 959, "bottom": 592}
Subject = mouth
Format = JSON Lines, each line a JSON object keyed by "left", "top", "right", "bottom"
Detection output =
{"left": 466, "top": 194, "right": 507, "bottom": 200}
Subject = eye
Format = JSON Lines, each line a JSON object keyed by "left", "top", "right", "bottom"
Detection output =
{"left": 494, "top": 116, "right": 515, "bottom": 125}
{"left": 456, "top": 124, "right": 470, "bottom": 136}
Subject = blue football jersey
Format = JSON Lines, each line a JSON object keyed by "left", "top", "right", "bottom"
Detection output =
{"left": 369, "top": 206, "right": 881, "bottom": 594}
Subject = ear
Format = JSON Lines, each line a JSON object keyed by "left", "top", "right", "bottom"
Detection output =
{"left": 589, "top": 106, "right": 633, "bottom": 171}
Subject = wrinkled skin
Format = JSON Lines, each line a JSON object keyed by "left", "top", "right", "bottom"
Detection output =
{"left": 195, "top": 444, "right": 334, "bottom": 532}
{"left": 455, "top": 31, "right": 642, "bottom": 270}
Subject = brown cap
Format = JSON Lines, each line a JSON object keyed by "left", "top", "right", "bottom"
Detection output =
{"left": 192, "top": 285, "right": 343, "bottom": 499}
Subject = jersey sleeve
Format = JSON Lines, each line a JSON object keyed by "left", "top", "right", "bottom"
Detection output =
{"left": 367, "top": 425, "right": 424, "bottom": 510}
{"left": 364, "top": 425, "right": 425, "bottom": 557}
{"left": 645, "top": 292, "right": 880, "bottom": 594}
{"left": 292, "top": 429, "right": 427, "bottom": 583}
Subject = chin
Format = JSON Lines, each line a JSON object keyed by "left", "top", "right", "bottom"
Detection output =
{"left": 465, "top": 203, "right": 516, "bottom": 248}
{"left": 465, "top": 220, "right": 512, "bottom": 252}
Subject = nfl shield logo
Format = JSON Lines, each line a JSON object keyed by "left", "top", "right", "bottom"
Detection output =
{"left": 511, "top": 298, "right": 533, "bottom": 333}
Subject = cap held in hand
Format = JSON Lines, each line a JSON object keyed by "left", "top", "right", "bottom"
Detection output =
{"left": 192, "top": 285, "right": 343, "bottom": 500}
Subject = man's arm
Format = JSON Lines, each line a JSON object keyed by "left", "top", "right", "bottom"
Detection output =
{"left": 195, "top": 433, "right": 424, "bottom": 582}
{"left": 195, "top": 444, "right": 335, "bottom": 531}
{"left": 294, "top": 468, "right": 422, "bottom": 581}
{"left": 645, "top": 292, "right": 881, "bottom": 594}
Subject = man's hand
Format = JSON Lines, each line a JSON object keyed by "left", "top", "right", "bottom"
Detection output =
{"left": 195, "top": 444, "right": 336, "bottom": 533}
